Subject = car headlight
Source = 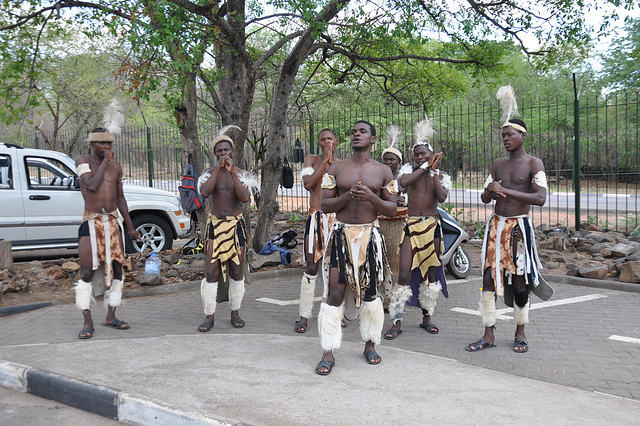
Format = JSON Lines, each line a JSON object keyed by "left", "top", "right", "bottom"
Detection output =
{"left": 174, "top": 196, "right": 184, "bottom": 216}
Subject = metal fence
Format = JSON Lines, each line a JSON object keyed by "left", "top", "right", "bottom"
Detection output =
{"left": 3, "top": 91, "right": 639, "bottom": 233}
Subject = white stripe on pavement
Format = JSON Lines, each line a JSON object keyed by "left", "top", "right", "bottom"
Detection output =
{"left": 450, "top": 307, "right": 512, "bottom": 321}
{"left": 528, "top": 294, "right": 607, "bottom": 310}
{"left": 608, "top": 335, "right": 640, "bottom": 345}
{"left": 451, "top": 293, "right": 608, "bottom": 321}
{"left": 257, "top": 296, "right": 322, "bottom": 306}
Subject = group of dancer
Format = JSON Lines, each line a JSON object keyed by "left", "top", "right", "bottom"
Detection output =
{"left": 298, "top": 86, "right": 553, "bottom": 375}
{"left": 73, "top": 86, "right": 553, "bottom": 378}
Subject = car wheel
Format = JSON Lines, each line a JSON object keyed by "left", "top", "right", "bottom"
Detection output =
{"left": 125, "top": 214, "right": 174, "bottom": 254}
{"left": 446, "top": 246, "right": 470, "bottom": 279}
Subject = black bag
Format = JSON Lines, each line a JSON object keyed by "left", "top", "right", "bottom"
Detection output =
{"left": 178, "top": 161, "right": 204, "bottom": 214}
{"left": 270, "top": 229, "right": 298, "bottom": 249}
{"left": 182, "top": 236, "right": 205, "bottom": 255}
{"left": 280, "top": 157, "right": 294, "bottom": 189}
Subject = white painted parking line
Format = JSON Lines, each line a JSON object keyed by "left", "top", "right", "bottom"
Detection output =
{"left": 451, "top": 293, "right": 608, "bottom": 321}
{"left": 257, "top": 296, "right": 322, "bottom": 306}
{"left": 445, "top": 278, "right": 478, "bottom": 285}
{"left": 608, "top": 335, "right": 640, "bottom": 345}
{"left": 255, "top": 280, "right": 481, "bottom": 306}
{"left": 450, "top": 307, "right": 512, "bottom": 321}
{"left": 528, "top": 294, "right": 608, "bottom": 310}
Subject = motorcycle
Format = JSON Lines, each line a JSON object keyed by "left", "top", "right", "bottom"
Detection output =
{"left": 438, "top": 208, "right": 471, "bottom": 279}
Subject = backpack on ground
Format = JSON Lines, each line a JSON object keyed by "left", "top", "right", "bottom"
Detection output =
{"left": 178, "top": 159, "right": 203, "bottom": 214}
{"left": 270, "top": 229, "right": 298, "bottom": 249}
{"left": 182, "top": 236, "right": 205, "bottom": 255}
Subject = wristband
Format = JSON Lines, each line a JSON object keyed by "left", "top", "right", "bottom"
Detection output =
{"left": 419, "top": 162, "right": 429, "bottom": 170}
{"left": 429, "top": 168, "right": 439, "bottom": 177}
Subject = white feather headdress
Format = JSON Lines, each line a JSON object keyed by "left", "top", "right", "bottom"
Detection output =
{"left": 496, "top": 85, "right": 519, "bottom": 125}
{"left": 413, "top": 116, "right": 435, "bottom": 151}
{"left": 88, "top": 99, "right": 125, "bottom": 142}
{"left": 382, "top": 125, "right": 403, "bottom": 161}
{"left": 496, "top": 85, "right": 527, "bottom": 133}
{"left": 103, "top": 99, "right": 125, "bottom": 134}
{"left": 210, "top": 125, "right": 241, "bottom": 152}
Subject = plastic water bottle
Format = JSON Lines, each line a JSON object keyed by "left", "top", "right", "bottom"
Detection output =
{"left": 145, "top": 253, "right": 161, "bottom": 276}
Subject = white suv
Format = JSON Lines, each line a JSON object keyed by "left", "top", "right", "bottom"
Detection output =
{"left": 0, "top": 142, "right": 191, "bottom": 253}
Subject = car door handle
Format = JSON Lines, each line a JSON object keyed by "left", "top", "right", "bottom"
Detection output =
{"left": 29, "top": 195, "right": 50, "bottom": 200}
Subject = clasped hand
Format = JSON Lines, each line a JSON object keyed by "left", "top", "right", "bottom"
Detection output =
{"left": 218, "top": 156, "right": 233, "bottom": 171}
{"left": 486, "top": 180, "right": 506, "bottom": 198}
{"left": 349, "top": 181, "right": 373, "bottom": 201}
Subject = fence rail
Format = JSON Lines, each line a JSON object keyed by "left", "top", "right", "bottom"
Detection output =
{"left": 2, "top": 92, "right": 638, "bottom": 233}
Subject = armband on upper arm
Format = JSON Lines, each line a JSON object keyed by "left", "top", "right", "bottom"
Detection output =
{"left": 197, "top": 172, "right": 211, "bottom": 193}
{"left": 440, "top": 173, "right": 452, "bottom": 192}
{"left": 321, "top": 173, "right": 336, "bottom": 189}
{"left": 385, "top": 179, "right": 398, "bottom": 195}
{"left": 76, "top": 163, "right": 91, "bottom": 176}
{"left": 300, "top": 167, "right": 314, "bottom": 180}
{"left": 533, "top": 171, "right": 547, "bottom": 189}
{"left": 483, "top": 173, "right": 494, "bottom": 189}
{"left": 236, "top": 170, "right": 260, "bottom": 195}
{"left": 397, "top": 163, "right": 413, "bottom": 180}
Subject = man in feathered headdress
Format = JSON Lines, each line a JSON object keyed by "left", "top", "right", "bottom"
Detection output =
{"left": 196, "top": 125, "right": 260, "bottom": 332}
{"left": 314, "top": 120, "right": 397, "bottom": 375}
{"left": 383, "top": 116, "right": 452, "bottom": 341}
{"left": 466, "top": 85, "right": 553, "bottom": 354}
{"left": 294, "top": 128, "right": 341, "bottom": 334}
{"left": 74, "top": 100, "right": 141, "bottom": 339}
{"left": 378, "top": 125, "right": 408, "bottom": 308}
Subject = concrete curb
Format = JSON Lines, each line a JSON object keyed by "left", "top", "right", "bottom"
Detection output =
{"left": 0, "top": 359, "right": 237, "bottom": 425}
{"left": 542, "top": 274, "right": 640, "bottom": 293}
{"left": 0, "top": 301, "right": 53, "bottom": 317}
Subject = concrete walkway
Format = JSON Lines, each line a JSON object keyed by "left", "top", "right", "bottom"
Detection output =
{"left": 1, "top": 268, "right": 639, "bottom": 425}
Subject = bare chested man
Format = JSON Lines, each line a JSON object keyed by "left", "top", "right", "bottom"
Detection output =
{"left": 466, "top": 117, "right": 553, "bottom": 353}
{"left": 74, "top": 128, "right": 141, "bottom": 339}
{"left": 384, "top": 123, "right": 452, "bottom": 340}
{"left": 197, "top": 127, "right": 259, "bottom": 332}
{"left": 295, "top": 129, "right": 338, "bottom": 333}
{"left": 315, "top": 120, "right": 397, "bottom": 375}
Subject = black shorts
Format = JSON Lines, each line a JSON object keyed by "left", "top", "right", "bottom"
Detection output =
{"left": 78, "top": 221, "right": 122, "bottom": 238}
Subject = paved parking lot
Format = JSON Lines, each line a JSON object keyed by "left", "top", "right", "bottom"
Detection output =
{"left": 2, "top": 271, "right": 639, "bottom": 401}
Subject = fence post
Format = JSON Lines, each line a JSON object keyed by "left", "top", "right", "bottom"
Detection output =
{"left": 309, "top": 121, "right": 315, "bottom": 155}
{"left": 573, "top": 73, "right": 581, "bottom": 231}
{"left": 451, "top": 138, "right": 457, "bottom": 181}
{"left": 146, "top": 126, "right": 154, "bottom": 188}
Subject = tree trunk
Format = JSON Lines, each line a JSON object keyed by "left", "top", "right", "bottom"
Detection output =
{"left": 175, "top": 71, "right": 205, "bottom": 236}
{"left": 251, "top": 0, "right": 348, "bottom": 251}
{"left": 216, "top": 0, "right": 257, "bottom": 246}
